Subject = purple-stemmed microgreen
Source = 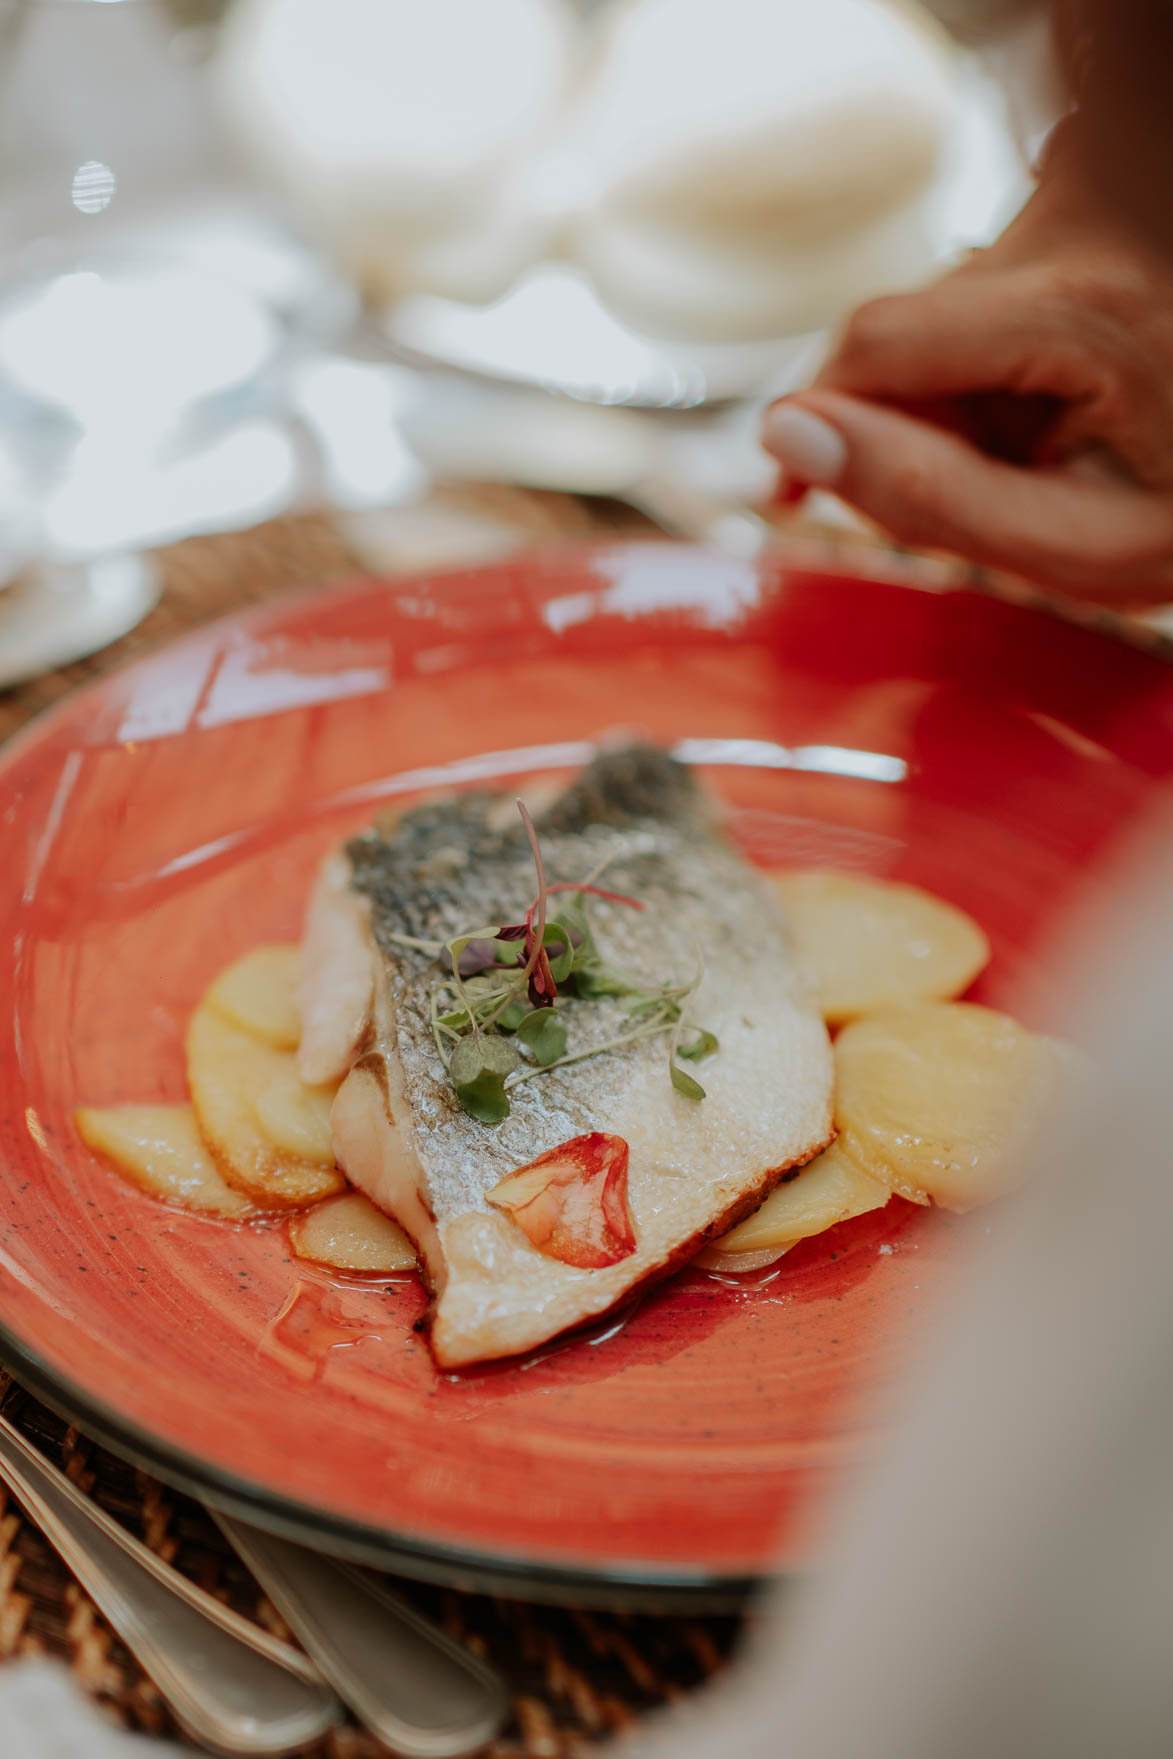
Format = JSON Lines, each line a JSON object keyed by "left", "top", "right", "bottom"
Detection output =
{"left": 416, "top": 801, "right": 717, "bottom": 1122}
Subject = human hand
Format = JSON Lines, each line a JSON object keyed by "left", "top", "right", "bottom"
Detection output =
{"left": 761, "top": 179, "right": 1173, "bottom": 604}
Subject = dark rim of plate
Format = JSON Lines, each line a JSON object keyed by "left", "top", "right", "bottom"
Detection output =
{"left": 0, "top": 1321, "right": 760, "bottom": 1612}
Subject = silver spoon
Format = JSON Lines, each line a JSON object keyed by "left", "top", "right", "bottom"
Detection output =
{"left": 0, "top": 1413, "right": 340, "bottom": 1755}
{"left": 215, "top": 1514, "right": 510, "bottom": 1758}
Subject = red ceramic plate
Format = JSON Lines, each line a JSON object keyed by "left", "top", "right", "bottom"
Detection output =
{"left": 3, "top": 543, "right": 1171, "bottom": 1606}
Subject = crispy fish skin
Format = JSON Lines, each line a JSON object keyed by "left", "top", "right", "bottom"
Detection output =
{"left": 313, "top": 748, "right": 834, "bottom": 1368}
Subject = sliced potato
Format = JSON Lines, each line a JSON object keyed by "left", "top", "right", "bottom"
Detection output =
{"left": 187, "top": 1003, "right": 344, "bottom": 1207}
{"left": 711, "top": 1140, "right": 891, "bottom": 1255}
{"left": 770, "top": 869, "right": 990, "bottom": 1024}
{"left": 205, "top": 945, "right": 302, "bottom": 1049}
{"left": 76, "top": 1104, "right": 253, "bottom": 1218}
{"left": 253, "top": 1070, "right": 336, "bottom": 1163}
{"left": 835, "top": 1001, "right": 1060, "bottom": 1212}
{"left": 289, "top": 1191, "right": 417, "bottom": 1273}
{"left": 694, "top": 1243, "right": 795, "bottom": 1273}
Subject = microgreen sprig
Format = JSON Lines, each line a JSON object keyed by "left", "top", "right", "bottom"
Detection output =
{"left": 506, "top": 998, "right": 685, "bottom": 1091}
{"left": 408, "top": 801, "right": 718, "bottom": 1123}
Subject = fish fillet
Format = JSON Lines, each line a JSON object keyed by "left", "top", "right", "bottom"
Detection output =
{"left": 301, "top": 747, "right": 833, "bottom": 1367}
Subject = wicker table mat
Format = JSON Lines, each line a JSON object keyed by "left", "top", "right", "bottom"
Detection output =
{"left": 0, "top": 492, "right": 742, "bottom": 1756}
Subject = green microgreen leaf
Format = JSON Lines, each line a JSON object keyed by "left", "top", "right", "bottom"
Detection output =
{"left": 677, "top": 1027, "right": 718, "bottom": 1062}
{"left": 449, "top": 1035, "right": 520, "bottom": 1123}
{"left": 551, "top": 894, "right": 596, "bottom": 969}
{"left": 438, "top": 974, "right": 519, "bottom": 1033}
{"left": 573, "top": 966, "right": 639, "bottom": 1000}
{"left": 515, "top": 1008, "right": 568, "bottom": 1066}
{"left": 541, "top": 924, "right": 575, "bottom": 984}
{"left": 670, "top": 1063, "right": 707, "bottom": 1101}
{"left": 426, "top": 830, "right": 717, "bottom": 1121}
{"left": 507, "top": 1004, "right": 679, "bottom": 1090}
{"left": 443, "top": 925, "right": 505, "bottom": 1035}
{"left": 446, "top": 927, "right": 505, "bottom": 962}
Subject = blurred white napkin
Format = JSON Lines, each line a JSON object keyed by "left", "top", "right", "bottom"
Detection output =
{"left": 0, "top": 1662, "right": 180, "bottom": 1759}
{"left": 619, "top": 813, "right": 1173, "bottom": 1758}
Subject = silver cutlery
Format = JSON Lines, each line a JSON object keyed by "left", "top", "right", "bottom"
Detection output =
{"left": 0, "top": 1411, "right": 340, "bottom": 1755}
{"left": 215, "top": 1514, "right": 510, "bottom": 1759}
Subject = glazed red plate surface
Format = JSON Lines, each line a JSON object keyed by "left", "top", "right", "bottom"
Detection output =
{"left": 3, "top": 543, "right": 1172, "bottom": 1604}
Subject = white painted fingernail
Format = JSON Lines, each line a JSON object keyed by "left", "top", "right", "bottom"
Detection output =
{"left": 762, "top": 404, "right": 847, "bottom": 486}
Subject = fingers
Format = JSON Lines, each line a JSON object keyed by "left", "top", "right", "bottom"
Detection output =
{"left": 814, "top": 274, "right": 1090, "bottom": 404}
{"left": 762, "top": 390, "right": 1173, "bottom": 604}
{"left": 812, "top": 273, "right": 1173, "bottom": 485}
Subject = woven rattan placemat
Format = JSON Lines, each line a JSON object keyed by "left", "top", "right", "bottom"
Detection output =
{"left": 0, "top": 494, "right": 745, "bottom": 1755}
{"left": 0, "top": 1373, "right": 740, "bottom": 1754}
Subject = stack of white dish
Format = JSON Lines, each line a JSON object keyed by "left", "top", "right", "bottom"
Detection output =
{"left": 218, "top": 0, "right": 1016, "bottom": 349}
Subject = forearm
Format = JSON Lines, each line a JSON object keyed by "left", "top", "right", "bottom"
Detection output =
{"left": 1051, "top": 0, "right": 1173, "bottom": 253}
{"left": 919, "top": 0, "right": 1173, "bottom": 256}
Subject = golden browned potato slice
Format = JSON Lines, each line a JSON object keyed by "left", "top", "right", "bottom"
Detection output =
{"left": 711, "top": 1140, "right": 891, "bottom": 1255}
{"left": 205, "top": 946, "right": 302, "bottom": 1049}
{"left": 187, "top": 1004, "right": 344, "bottom": 1207}
{"left": 253, "top": 1070, "right": 336, "bottom": 1163}
{"left": 770, "top": 869, "right": 990, "bottom": 1024}
{"left": 695, "top": 1243, "right": 796, "bottom": 1273}
{"left": 76, "top": 1104, "right": 253, "bottom": 1218}
{"left": 289, "top": 1192, "right": 417, "bottom": 1272}
{"left": 834, "top": 1001, "right": 1061, "bottom": 1212}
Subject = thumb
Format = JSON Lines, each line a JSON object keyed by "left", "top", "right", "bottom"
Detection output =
{"left": 762, "top": 390, "right": 1173, "bottom": 604}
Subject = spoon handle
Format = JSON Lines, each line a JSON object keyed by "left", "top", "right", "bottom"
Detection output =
{"left": 0, "top": 1413, "right": 340, "bottom": 1755}
{"left": 215, "top": 1514, "right": 509, "bottom": 1759}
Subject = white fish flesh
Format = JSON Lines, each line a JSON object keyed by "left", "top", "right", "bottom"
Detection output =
{"left": 300, "top": 747, "right": 834, "bottom": 1367}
